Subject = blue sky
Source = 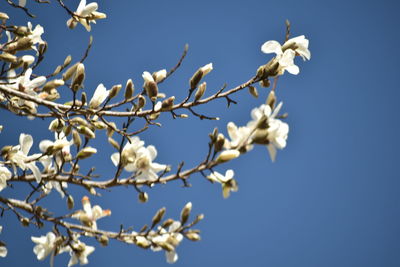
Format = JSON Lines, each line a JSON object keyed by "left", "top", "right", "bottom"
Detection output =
{"left": 1, "top": 0, "right": 400, "bottom": 266}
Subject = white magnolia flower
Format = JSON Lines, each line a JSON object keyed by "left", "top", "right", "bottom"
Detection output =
{"left": 261, "top": 35, "right": 310, "bottom": 75}
{"left": 39, "top": 132, "right": 73, "bottom": 168}
{"left": 27, "top": 22, "right": 45, "bottom": 45}
{"left": 64, "top": 240, "right": 95, "bottom": 267}
{"left": 72, "top": 196, "right": 111, "bottom": 230}
{"left": 41, "top": 178, "right": 68, "bottom": 198}
{"left": 31, "top": 232, "right": 57, "bottom": 261}
{"left": 207, "top": 169, "right": 238, "bottom": 198}
{"left": 247, "top": 102, "right": 289, "bottom": 162}
{"left": 151, "top": 221, "right": 183, "bottom": 264}
{"left": 89, "top": 83, "right": 109, "bottom": 109}
{"left": 133, "top": 145, "right": 167, "bottom": 183}
{"left": 142, "top": 71, "right": 155, "bottom": 84}
{"left": 0, "top": 226, "right": 7, "bottom": 258}
{"left": 7, "top": 68, "right": 46, "bottom": 116}
{"left": 8, "top": 133, "right": 42, "bottom": 183}
{"left": 0, "top": 164, "right": 12, "bottom": 191}
{"left": 111, "top": 136, "right": 145, "bottom": 171}
{"left": 66, "top": 0, "right": 106, "bottom": 31}
{"left": 225, "top": 122, "right": 253, "bottom": 151}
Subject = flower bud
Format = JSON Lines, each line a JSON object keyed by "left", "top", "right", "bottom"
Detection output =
{"left": 216, "top": 149, "right": 240, "bottom": 163}
{"left": 76, "top": 146, "right": 97, "bottom": 159}
{"left": 72, "top": 130, "right": 82, "bottom": 148}
{"left": 161, "top": 96, "right": 175, "bottom": 110}
{"left": 180, "top": 202, "right": 192, "bottom": 225}
{"left": 135, "top": 236, "right": 151, "bottom": 248}
{"left": 63, "top": 63, "right": 78, "bottom": 81}
{"left": 77, "top": 126, "right": 95, "bottom": 139}
{"left": 194, "top": 82, "right": 206, "bottom": 102}
{"left": 67, "top": 195, "right": 74, "bottom": 210}
{"left": 71, "top": 63, "right": 85, "bottom": 92}
{"left": 137, "top": 95, "right": 146, "bottom": 110}
{"left": 151, "top": 207, "right": 166, "bottom": 228}
{"left": 5, "top": 37, "right": 32, "bottom": 53}
{"left": 106, "top": 122, "right": 116, "bottom": 137}
{"left": 21, "top": 55, "right": 35, "bottom": 66}
{"left": 98, "top": 235, "right": 109, "bottom": 247}
{"left": 214, "top": 133, "right": 225, "bottom": 152}
{"left": 0, "top": 53, "right": 17, "bottom": 63}
{"left": 145, "top": 81, "right": 158, "bottom": 102}
{"left": 185, "top": 231, "right": 201, "bottom": 241}
{"left": 0, "top": 12, "right": 9, "bottom": 20}
{"left": 189, "top": 69, "right": 203, "bottom": 90}
{"left": 108, "top": 84, "right": 122, "bottom": 100}
{"left": 48, "top": 119, "right": 65, "bottom": 132}
{"left": 63, "top": 55, "right": 72, "bottom": 66}
{"left": 43, "top": 79, "right": 65, "bottom": 92}
{"left": 124, "top": 79, "right": 134, "bottom": 100}
{"left": 161, "top": 218, "right": 174, "bottom": 228}
{"left": 138, "top": 192, "right": 149, "bottom": 203}
{"left": 20, "top": 217, "right": 30, "bottom": 227}
{"left": 266, "top": 90, "right": 276, "bottom": 109}
{"left": 152, "top": 69, "right": 167, "bottom": 83}
{"left": 248, "top": 86, "right": 258, "bottom": 98}
{"left": 260, "top": 79, "right": 270, "bottom": 88}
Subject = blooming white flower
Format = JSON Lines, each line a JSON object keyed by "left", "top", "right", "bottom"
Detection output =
{"left": 72, "top": 196, "right": 111, "bottom": 230}
{"left": 89, "top": 83, "right": 109, "bottom": 109}
{"left": 27, "top": 22, "right": 45, "bottom": 53}
{"left": 207, "top": 169, "right": 238, "bottom": 198}
{"left": 0, "top": 164, "right": 11, "bottom": 192}
{"left": 0, "top": 226, "right": 7, "bottom": 258}
{"left": 7, "top": 133, "right": 42, "bottom": 183}
{"left": 7, "top": 68, "right": 46, "bottom": 116}
{"left": 66, "top": 0, "right": 106, "bottom": 31}
{"left": 261, "top": 35, "right": 310, "bottom": 75}
{"left": 39, "top": 132, "right": 73, "bottom": 168}
{"left": 247, "top": 102, "right": 289, "bottom": 162}
{"left": 133, "top": 145, "right": 167, "bottom": 183}
{"left": 111, "top": 136, "right": 145, "bottom": 171}
{"left": 151, "top": 221, "right": 183, "bottom": 263}
{"left": 64, "top": 240, "right": 95, "bottom": 267}
{"left": 31, "top": 232, "right": 57, "bottom": 261}
{"left": 225, "top": 122, "right": 253, "bottom": 151}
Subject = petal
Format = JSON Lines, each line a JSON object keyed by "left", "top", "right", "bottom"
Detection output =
{"left": 76, "top": 0, "right": 87, "bottom": 14}
{"left": 285, "top": 64, "right": 300, "bottom": 75}
{"left": 20, "top": 133, "right": 33, "bottom": 155}
{"left": 151, "top": 162, "right": 167, "bottom": 173}
{"left": 68, "top": 253, "right": 79, "bottom": 267}
{"left": 225, "top": 169, "right": 234, "bottom": 180}
{"left": 110, "top": 153, "right": 120, "bottom": 166}
{"left": 261, "top": 40, "right": 282, "bottom": 55}
{"left": 166, "top": 250, "right": 178, "bottom": 264}
{"left": 39, "top": 140, "right": 53, "bottom": 153}
{"left": 19, "top": 0, "right": 26, "bottom": 7}
{"left": 80, "top": 2, "right": 98, "bottom": 16}
{"left": 0, "top": 246, "right": 7, "bottom": 257}
{"left": 267, "top": 144, "right": 277, "bottom": 162}
{"left": 146, "top": 145, "right": 157, "bottom": 161}
{"left": 27, "top": 162, "right": 41, "bottom": 183}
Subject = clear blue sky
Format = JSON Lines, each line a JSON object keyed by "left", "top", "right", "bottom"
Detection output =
{"left": 1, "top": 0, "right": 400, "bottom": 266}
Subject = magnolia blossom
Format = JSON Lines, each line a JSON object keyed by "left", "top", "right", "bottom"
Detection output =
{"left": 0, "top": 164, "right": 11, "bottom": 191}
{"left": 111, "top": 137, "right": 167, "bottom": 183}
{"left": 151, "top": 221, "right": 183, "bottom": 263}
{"left": 7, "top": 68, "right": 46, "bottom": 116}
{"left": 72, "top": 196, "right": 111, "bottom": 230}
{"left": 63, "top": 240, "right": 95, "bottom": 267}
{"left": 261, "top": 35, "right": 310, "bottom": 75}
{"left": 0, "top": 226, "right": 7, "bottom": 258}
{"left": 7, "top": 133, "right": 41, "bottom": 183}
{"left": 200, "top": 63, "right": 213, "bottom": 75}
{"left": 66, "top": 0, "right": 106, "bottom": 31}
{"left": 247, "top": 102, "right": 289, "bottom": 162}
{"left": 89, "top": 83, "right": 109, "bottom": 109}
{"left": 207, "top": 169, "right": 238, "bottom": 198}
{"left": 27, "top": 22, "right": 45, "bottom": 51}
{"left": 31, "top": 232, "right": 57, "bottom": 261}
{"left": 225, "top": 122, "right": 254, "bottom": 151}
{"left": 39, "top": 132, "right": 73, "bottom": 169}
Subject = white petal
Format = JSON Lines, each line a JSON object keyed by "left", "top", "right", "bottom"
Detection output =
{"left": 39, "top": 140, "right": 53, "bottom": 153}
{"left": 19, "top": 0, "right": 26, "bottom": 7}
{"left": 68, "top": 253, "right": 79, "bottom": 267}
{"left": 146, "top": 145, "right": 157, "bottom": 161}
{"left": 27, "top": 162, "right": 41, "bottom": 183}
{"left": 80, "top": 2, "right": 98, "bottom": 16}
{"left": 267, "top": 144, "right": 277, "bottom": 162}
{"left": 225, "top": 169, "right": 234, "bottom": 180}
{"left": 27, "top": 76, "right": 46, "bottom": 89}
{"left": 285, "top": 64, "right": 299, "bottom": 75}
{"left": 0, "top": 246, "right": 7, "bottom": 257}
{"left": 166, "top": 250, "right": 178, "bottom": 264}
{"left": 261, "top": 40, "right": 282, "bottom": 55}
{"left": 110, "top": 153, "right": 120, "bottom": 166}
{"left": 19, "top": 133, "right": 33, "bottom": 155}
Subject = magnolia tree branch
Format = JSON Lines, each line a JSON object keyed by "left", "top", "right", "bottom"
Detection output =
{"left": 0, "top": 2, "right": 311, "bottom": 266}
